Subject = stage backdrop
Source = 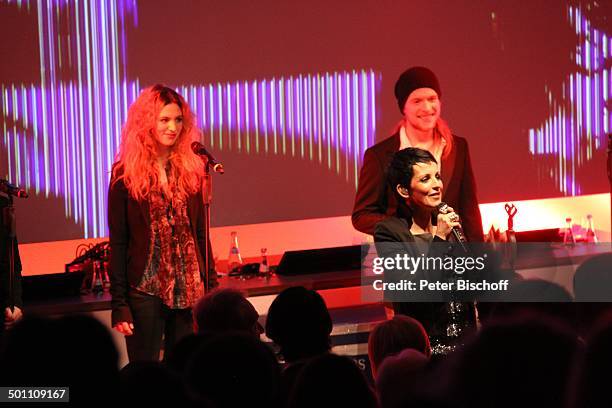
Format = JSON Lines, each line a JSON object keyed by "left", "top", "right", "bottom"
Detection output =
{"left": 1, "top": 0, "right": 610, "bottom": 243}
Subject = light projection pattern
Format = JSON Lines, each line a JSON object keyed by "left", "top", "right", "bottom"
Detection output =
{"left": 177, "top": 71, "right": 378, "bottom": 185}
{"left": 528, "top": 5, "right": 610, "bottom": 195}
{"left": 0, "top": 0, "right": 379, "bottom": 239}
{"left": 1, "top": 0, "right": 139, "bottom": 239}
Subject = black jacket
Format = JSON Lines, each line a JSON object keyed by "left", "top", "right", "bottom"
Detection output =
{"left": 108, "top": 173, "right": 217, "bottom": 326}
{"left": 374, "top": 216, "right": 452, "bottom": 287}
{"left": 374, "top": 215, "right": 476, "bottom": 336}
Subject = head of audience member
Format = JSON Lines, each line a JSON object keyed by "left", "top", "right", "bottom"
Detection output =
{"left": 506, "top": 279, "right": 573, "bottom": 302}
{"left": 193, "top": 288, "right": 263, "bottom": 338}
{"left": 120, "top": 361, "right": 187, "bottom": 405}
{"left": 375, "top": 348, "right": 433, "bottom": 408}
{"left": 484, "top": 279, "right": 576, "bottom": 329}
{"left": 0, "top": 315, "right": 119, "bottom": 404}
{"left": 447, "top": 314, "right": 579, "bottom": 408}
{"left": 574, "top": 253, "right": 612, "bottom": 302}
{"left": 368, "top": 314, "right": 431, "bottom": 378}
{"left": 0, "top": 316, "right": 54, "bottom": 386}
{"left": 288, "top": 353, "right": 377, "bottom": 408}
{"left": 572, "top": 254, "right": 612, "bottom": 335}
{"left": 569, "top": 311, "right": 612, "bottom": 408}
{"left": 185, "top": 332, "right": 281, "bottom": 408}
{"left": 265, "top": 286, "right": 332, "bottom": 363}
{"left": 164, "top": 333, "right": 210, "bottom": 376}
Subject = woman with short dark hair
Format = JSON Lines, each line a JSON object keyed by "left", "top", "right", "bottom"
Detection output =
{"left": 374, "top": 147, "right": 476, "bottom": 353}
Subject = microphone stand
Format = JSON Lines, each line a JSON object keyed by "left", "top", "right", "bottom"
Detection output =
{"left": 202, "top": 161, "right": 213, "bottom": 292}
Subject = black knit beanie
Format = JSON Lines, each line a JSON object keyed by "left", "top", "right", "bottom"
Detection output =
{"left": 394, "top": 67, "right": 442, "bottom": 113}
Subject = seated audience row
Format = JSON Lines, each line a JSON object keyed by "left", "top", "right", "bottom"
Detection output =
{"left": 1, "top": 284, "right": 611, "bottom": 408}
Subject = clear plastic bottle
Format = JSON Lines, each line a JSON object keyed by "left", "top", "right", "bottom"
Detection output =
{"left": 92, "top": 260, "right": 104, "bottom": 294}
{"left": 585, "top": 214, "right": 598, "bottom": 243}
{"left": 259, "top": 248, "right": 269, "bottom": 275}
{"left": 227, "top": 231, "right": 243, "bottom": 273}
{"left": 563, "top": 217, "right": 575, "bottom": 246}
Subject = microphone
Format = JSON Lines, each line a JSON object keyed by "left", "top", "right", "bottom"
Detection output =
{"left": 437, "top": 202, "right": 468, "bottom": 252}
{"left": 0, "top": 179, "right": 28, "bottom": 198}
{"left": 191, "top": 142, "right": 224, "bottom": 174}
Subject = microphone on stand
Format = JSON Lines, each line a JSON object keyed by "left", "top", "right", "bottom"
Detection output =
{"left": 0, "top": 179, "right": 28, "bottom": 198}
{"left": 191, "top": 142, "right": 225, "bottom": 174}
{"left": 437, "top": 201, "right": 468, "bottom": 252}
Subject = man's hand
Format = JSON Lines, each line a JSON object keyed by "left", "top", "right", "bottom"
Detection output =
{"left": 4, "top": 306, "right": 23, "bottom": 330}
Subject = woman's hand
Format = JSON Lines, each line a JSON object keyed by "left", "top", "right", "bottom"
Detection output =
{"left": 435, "top": 206, "right": 461, "bottom": 240}
{"left": 113, "top": 321, "right": 134, "bottom": 336}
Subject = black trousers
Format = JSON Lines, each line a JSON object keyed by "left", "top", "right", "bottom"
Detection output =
{"left": 125, "top": 289, "right": 193, "bottom": 362}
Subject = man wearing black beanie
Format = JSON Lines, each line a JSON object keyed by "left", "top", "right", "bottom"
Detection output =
{"left": 351, "top": 66, "right": 483, "bottom": 243}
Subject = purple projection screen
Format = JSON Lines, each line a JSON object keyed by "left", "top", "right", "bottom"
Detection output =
{"left": 0, "top": 0, "right": 610, "bottom": 243}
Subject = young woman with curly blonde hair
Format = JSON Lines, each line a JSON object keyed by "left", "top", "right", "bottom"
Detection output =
{"left": 108, "top": 84, "right": 217, "bottom": 362}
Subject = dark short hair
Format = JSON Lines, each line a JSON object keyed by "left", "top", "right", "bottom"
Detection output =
{"left": 265, "top": 286, "right": 332, "bottom": 362}
{"left": 185, "top": 332, "right": 281, "bottom": 408}
{"left": 387, "top": 147, "right": 437, "bottom": 199}
{"left": 193, "top": 288, "right": 259, "bottom": 335}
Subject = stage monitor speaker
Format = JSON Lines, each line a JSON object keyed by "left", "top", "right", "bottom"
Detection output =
{"left": 275, "top": 245, "right": 365, "bottom": 276}
{"left": 515, "top": 228, "right": 562, "bottom": 242}
{"left": 22, "top": 272, "right": 84, "bottom": 301}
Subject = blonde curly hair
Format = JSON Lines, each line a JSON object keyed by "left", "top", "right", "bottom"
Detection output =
{"left": 112, "top": 84, "right": 204, "bottom": 200}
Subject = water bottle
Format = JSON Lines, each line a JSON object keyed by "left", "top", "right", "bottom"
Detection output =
{"left": 563, "top": 217, "right": 575, "bottom": 246}
{"left": 227, "top": 231, "right": 243, "bottom": 274}
{"left": 585, "top": 214, "right": 598, "bottom": 243}
{"left": 259, "top": 248, "right": 269, "bottom": 275}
